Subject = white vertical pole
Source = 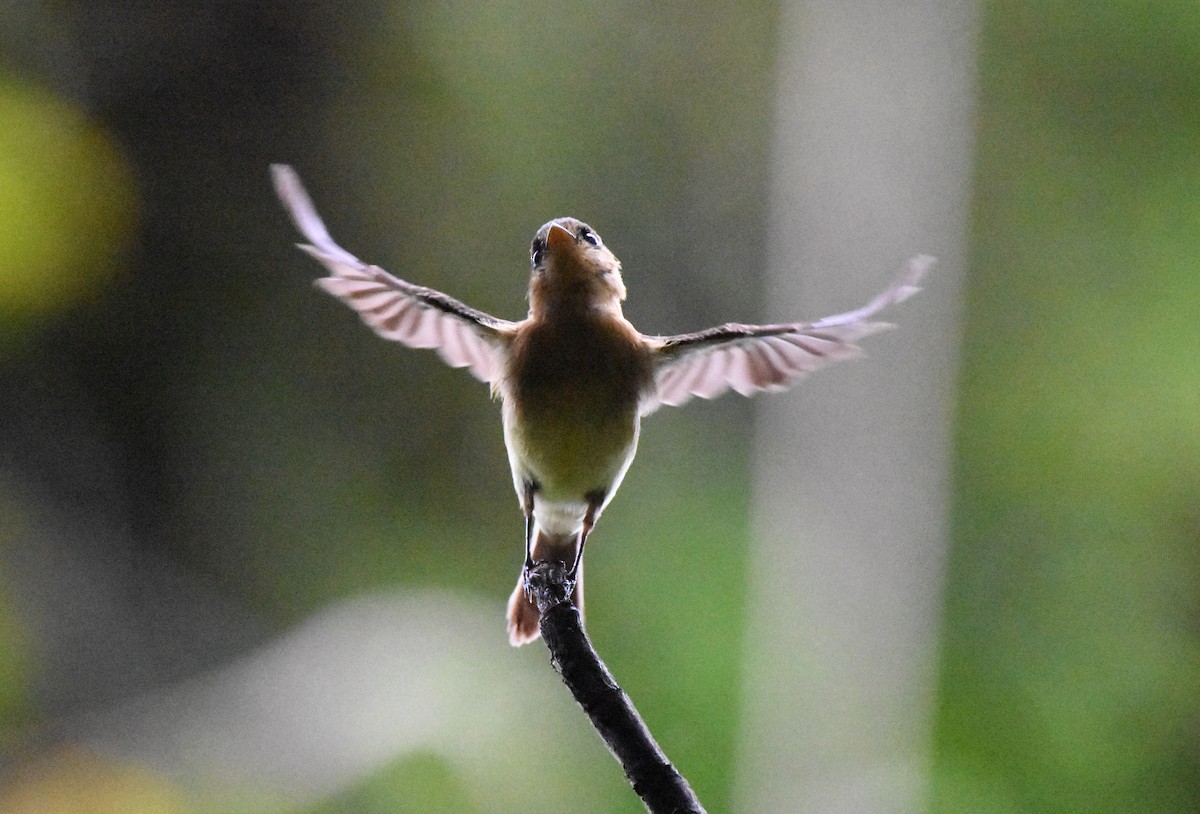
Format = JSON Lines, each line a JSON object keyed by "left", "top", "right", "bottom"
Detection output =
{"left": 735, "top": 3, "right": 977, "bottom": 812}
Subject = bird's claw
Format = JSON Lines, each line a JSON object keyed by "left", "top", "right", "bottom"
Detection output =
{"left": 522, "top": 560, "right": 575, "bottom": 605}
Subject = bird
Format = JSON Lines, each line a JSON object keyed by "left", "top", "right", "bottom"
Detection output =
{"left": 271, "top": 164, "right": 932, "bottom": 646}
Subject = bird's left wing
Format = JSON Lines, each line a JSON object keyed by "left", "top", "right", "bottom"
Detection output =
{"left": 642, "top": 255, "right": 933, "bottom": 412}
{"left": 272, "top": 165, "right": 516, "bottom": 383}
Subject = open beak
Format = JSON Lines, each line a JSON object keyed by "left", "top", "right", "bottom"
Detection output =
{"left": 546, "top": 221, "right": 575, "bottom": 253}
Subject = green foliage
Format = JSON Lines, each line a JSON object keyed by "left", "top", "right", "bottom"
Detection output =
{"left": 931, "top": 3, "right": 1200, "bottom": 812}
{"left": 303, "top": 752, "right": 476, "bottom": 814}
{"left": 0, "top": 489, "right": 32, "bottom": 744}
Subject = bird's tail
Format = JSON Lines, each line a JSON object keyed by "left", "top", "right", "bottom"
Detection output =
{"left": 506, "top": 528, "right": 584, "bottom": 646}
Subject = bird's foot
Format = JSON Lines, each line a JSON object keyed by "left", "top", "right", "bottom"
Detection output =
{"left": 522, "top": 560, "right": 573, "bottom": 606}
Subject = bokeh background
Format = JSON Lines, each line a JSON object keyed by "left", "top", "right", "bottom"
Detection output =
{"left": 1, "top": 2, "right": 1197, "bottom": 813}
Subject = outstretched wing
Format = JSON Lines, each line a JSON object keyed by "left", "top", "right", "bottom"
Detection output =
{"left": 272, "top": 165, "right": 516, "bottom": 383}
{"left": 643, "top": 255, "right": 933, "bottom": 412}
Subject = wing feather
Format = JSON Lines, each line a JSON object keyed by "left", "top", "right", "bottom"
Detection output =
{"left": 273, "top": 165, "right": 516, "bottom": 382}
{"left": 724, "top": 348, "right": 753, "bottom": 394}
{"left": 670, "top": 351, "right": 716, "bottom": 399}
{"left": 691, "top": 348, "right": 731, "bottom": 399}
{"left": 741, "top": 342, "right": 787, "bottom": 392}
{"left": 643, "top": 255, "right": 933, "bottom": 411}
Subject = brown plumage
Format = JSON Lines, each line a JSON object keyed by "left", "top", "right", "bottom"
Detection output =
{"left": 272, "top": 165, "right": 932, "bottom": 645}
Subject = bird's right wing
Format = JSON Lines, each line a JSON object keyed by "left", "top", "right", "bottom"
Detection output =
{"left": 642, "top": 255, "right": 933, "bottom": 412}
{"left": 272, "top": 165, "right": 516, "bottom": 383}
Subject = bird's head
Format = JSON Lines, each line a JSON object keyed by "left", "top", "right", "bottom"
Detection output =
{"left": 528, "top": 217, "right": 626, "bottom": 316}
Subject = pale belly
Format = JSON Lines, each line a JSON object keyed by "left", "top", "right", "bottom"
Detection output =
{"left": 503, "top": 382, "right": 641, "bottom": 504}
{"left": 500, "top": 310, "right": 652, "bottom": 533}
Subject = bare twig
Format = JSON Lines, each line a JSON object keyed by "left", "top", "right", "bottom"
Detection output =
{"left": 526, "top": 562, "right": 706, "bottom": 814}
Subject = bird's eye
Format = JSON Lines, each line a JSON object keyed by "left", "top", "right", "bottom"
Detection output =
{"left": 531, "top": 237, "right": 545, "bottom": 266}
{"left": 578, "top": 226, "right": 600, "bottom": 247}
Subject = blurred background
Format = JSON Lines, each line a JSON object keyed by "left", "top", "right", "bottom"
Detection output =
{"left": 0, "top": 1, "right": 1197, "bottom": 813}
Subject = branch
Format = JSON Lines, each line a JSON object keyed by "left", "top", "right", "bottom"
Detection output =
{"left": 526, "top": 562, "right": 707, "bottom": 814}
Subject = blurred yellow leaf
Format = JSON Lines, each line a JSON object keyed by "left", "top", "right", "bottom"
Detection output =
{"left": 0, "top": 77, "right": 138, "bottom": 317}
{"left": 0, "top": 746, "right": 190, "bottom": 814}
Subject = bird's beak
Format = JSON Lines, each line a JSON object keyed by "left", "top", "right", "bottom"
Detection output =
{"left": 546, "top": 222, "right": 575, "bottom": 253}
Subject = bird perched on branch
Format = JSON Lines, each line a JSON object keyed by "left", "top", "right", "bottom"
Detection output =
{"left": 272, "top": 165, "right": 932, "bottom": 646}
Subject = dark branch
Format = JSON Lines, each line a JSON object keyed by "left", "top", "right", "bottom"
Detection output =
{"left": 526, "top": 562, "right": 707, "bottom": 814}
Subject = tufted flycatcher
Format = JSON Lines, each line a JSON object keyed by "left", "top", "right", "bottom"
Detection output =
{"left": 272, "top": 165, "right": 932, "bottom": 646}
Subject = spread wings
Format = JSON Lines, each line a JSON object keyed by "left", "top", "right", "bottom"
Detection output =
{"left": 643, "top": 255, "right": 933, "bottom": 412}
{"left": 272, "top": 165, "right": 516, "bottom": 383}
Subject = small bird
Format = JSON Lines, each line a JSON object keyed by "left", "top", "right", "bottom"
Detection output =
{"left": 272, "top": 165, "right": 932, "bottom": 646}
